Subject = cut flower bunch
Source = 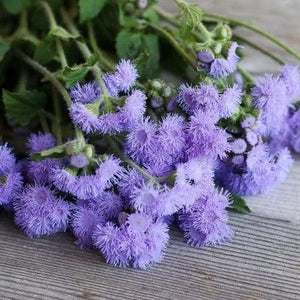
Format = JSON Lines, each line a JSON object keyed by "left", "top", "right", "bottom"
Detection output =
{"left": 1, "top": 0, "right": 300, "bottom": 269}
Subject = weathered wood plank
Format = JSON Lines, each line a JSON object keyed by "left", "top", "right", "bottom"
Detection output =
{"left": 0, "top": 211, "right": 299, "bottom": 300}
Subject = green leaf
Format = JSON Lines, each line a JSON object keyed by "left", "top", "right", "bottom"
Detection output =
{"left": 33, "top": 40, "right": 56, "bottom": 64}
{"left": 31, "top": 144, "right": 66, "bottom": 161}
{"left": 2, "top": 89, "right": 47, "bottom": 125}
{"left": 48, "top": 26, "right": 82, "bottom": 41}
{"left": 79, "top": 0, "right": 107, "bottom": 23}
{"left": 1, "top": 0, "right": 24, "bottom": 14}
{"left": 62, "top": 66, "right": 89, "bottom": 88}
{"left": 87, "top": 52, "right": 100, "bottom": 66}
{"left": 175, "top": 0, "right": 203, "bottom": 29}
{"left": 230, "top": 194, "right": 251, "bottom": 214}
{"left": 0, "top": 41, "right": 10, "bottom": 62}
{"left": 116, "top": 30, "right": 142, "bottom": 59}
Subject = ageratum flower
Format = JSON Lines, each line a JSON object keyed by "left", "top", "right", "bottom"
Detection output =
{"left": 209, "top": 42, "right": 240, "bottom": 78}
{"left": 14, "top": 184, "right": 70, "bottom": 238}
{"left": 179, "top": 189, "right": 233, "bottom": 247}
{"left": 219, "top": 85, "right": 242, "bottom": 118}
{"left": 0, "top": 144, "right": 16, "bottom": 176}
{"left": 279, "top": 65, "right": 300, "bottom": 103}
{"left": 70, "top": 82, "right": 101, "bottom": 104}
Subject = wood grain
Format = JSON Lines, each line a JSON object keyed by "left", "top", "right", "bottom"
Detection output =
{"left": 1, "top": 1, "right": 300, "bottom": 299}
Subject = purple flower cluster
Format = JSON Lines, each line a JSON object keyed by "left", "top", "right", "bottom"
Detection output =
{"left": 198, "top": 42, "right": 240, "bottom": 78}
{"left": 7, "top": 57, "right": 300, "bottom": 270}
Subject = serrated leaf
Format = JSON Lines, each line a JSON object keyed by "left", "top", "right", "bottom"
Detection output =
{"left": 34, "top": 40, "right": 56, "bottom": 64}
{"left": 2, "top": 89, "right": 47, "bottom": 126}
{"left": 1, "top": 0, "right": 24, "bottom": 14}
{"left": 48, "top": 26, "right": 82, "bottom": 41}
{"left": 62, "top": 66, "right": 89, "bottom": 88}
{"left": 79, "top": 0, "right": 107, "bottom": 23}
{"left": 0, "top": 41, "right": 10, "bottom": 62}
{"left": 175, "top": 0, "right": 203, "bottom": 29}
{"left": 230, "top": 194, "right": 251, "bottom": 213}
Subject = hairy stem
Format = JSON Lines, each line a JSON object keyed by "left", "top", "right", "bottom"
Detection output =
{"left": 145, "top": 21, "right": 196, "bottom": 69}
{"left": 15, "top": 51, "right": 72, "bottom": 106}
{"left": 204, "top": 13, "right": 300, "bottom": 61}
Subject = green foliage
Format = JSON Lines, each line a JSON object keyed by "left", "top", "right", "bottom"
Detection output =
{"left": 2, "top": 89, "right": 47, "bottom": 126}
{"left": 116, "top": 30, "right": 159, "bottom": 79}
{"left": 79, "top": 0, "right": 107, "bottom": 23}
{"left": 33, "top": 40, "right": 56, "bottom": 65}
{"left": 48, "top": 26, "right": 82, "bottom": 41}
{"left": 31, "top": 144, "right": 66, "bottom": 161}
{"left": 0, "top": 0, "right": 24, "bottom": 14}
{"left": 230, "top": 194, "right": 251, "bottom": 213}
{"left": 0, "top": 41, "right": 10, "bottom": 62}
{"left": 61, "top": 66, "right": 89, "bottom": 88}
{"left": 174, "top": 0, "right": 203, "bottom": 29}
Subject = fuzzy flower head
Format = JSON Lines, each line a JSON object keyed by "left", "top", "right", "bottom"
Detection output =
{"left": 279, "top": 65, "right": 300, "bottom": 103}
{"left": 252, "top": 74, "right": 288, "bottom": 133}
{"left": 70, "top": 82, "right": 101, "bottom": 104}
{"left": 220, "top": 85, "right": 242, "bottom": 118}
{"left": 209, "top": 42, "right": 240, "bottom": 78}
{"left": 0, "top": 144, "right": 16, "bottom": 175}
{"left": 113, "top": 59, "right": 138, "bottom": 93}
{"left": 26, "top": 133, "right": 56, "bottom": 154}
{"left": 14, "top": 184, "right": 70, "bottom": 238}
{"left": 231, "top": 138, "right": 247, "bottom": 154}
{"left": 70, "top": 153, "right": 89, "bottom": 169}
{"left": 126, "top": 212, "right": 152, "bottom": 235}
{"left": 0, "top": 170, "right": 23, "bottom": 206}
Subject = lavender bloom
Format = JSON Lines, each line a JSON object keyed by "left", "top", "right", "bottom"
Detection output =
{"left": 26, "top": 132, "right": 56, "bottom": 154}
{"left": 0, "top": 144, "right": 16, "bottom": 175}
{"left": 241, "top": 116, "right": 256, "bottom": 128}
{"left": 220, "top": 85, "right": 242, "bottom": 118}
{"left": 72, "top": 192, "right": 122, "bottom": 248}
{"left": 70, "top": 82, "right": 101, "bottom": 104}
{"left": 138, "top": 0, "right": 148, "bottom": 9}
{"left": 51, "top": 167, "right": 77, "bottom": 193}
{"left": 27, "top": 158, "right": 61, "bottom": 185}
{"left": 93, "top": 222, "right": 132, "bottom": 267}
{"left": 118, "top": 168, "right": 146, "bottom": 201}
{"left": 125, "top": 118, "right": 158, "bottom": 163}
{"left": 179, "top": 189, "right": 233, "bottom": 247}
{"left": 209, "top": 42, "right": 240, "bottom": 78}
{"left": 70, "top": 153, "right": 89, "bottom": 169}
{"left": 0, "top": 171, "right": 23, "bottom": 206}
{"left": 69, "top": 103, "right": 100, "bottom": 133}
{"left": 246, "top": 130, "right": 258, "bottom": 146}
{"left": 197, "top": 50, "right": 214, "bottom": 72}
{"left": 119, "top": 90, "right": 147, "bottom": 129}
{"left": 113, "top": 59, "right": 138, "bottom": 93}
{"left": 231, "top": 138, "right": 247, "bottom": 154}
{"left": 280, "top": 65, "right": 300, "bottom": 103}
{"left": 102, "top": 73, "right": 120, "bottom": 98}
{"left": 216, "top": 145, "right": 293, "bottom": 195}
{"left": 158, "top": 114, "right": 186, "bottom": 161}
{"left": 97, "top": 112, "right": 125, "bottom": 135}
{"left": 72, "top": 207, "right": 102, "bottom": 249}
{"left": 252, "top": 74, "right": 288, "bottom": 134}
{"left": 93, "top": 217, "right": 169, "bottom": 269}
{"left": 178, "top": 84, "right": 220, "bottom": 116}
{"left": 288, "top": 109, "right": 300, "bottom": 153}
{"left": 186, "top": 111, "right": 231, "bottom": 160}
{"left": 14, "top": 184, "right": 70, "bottom": 238}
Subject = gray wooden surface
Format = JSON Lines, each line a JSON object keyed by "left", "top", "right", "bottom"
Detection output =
{"left": 1, "top": 1, "right": 300, "bottom": 299}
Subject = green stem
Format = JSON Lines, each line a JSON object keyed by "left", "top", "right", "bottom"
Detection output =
{"left": 39, "top": 112, "right": 50, "bottom": 133}
{"left": 56, "top": 38, "right": 68, "bottom": 68}
{"left": 52, "top": 88, "right": 63, "bottom": 144}
{"left": 145, "top": 21, "right": 196, "bottom": 69}
{"left": 15, "top": 50, "right": 72, "bottom": 106}
{"left": 234, "top": 35, "right": 284, "bottom": 65}
{"left": 204, "top": 13, "right": 300, "bottom": 61}
{"left": 87, "top": 22, "right": 115, "bottom": 72}
{"left": 40, "top": 1, "right": 57, "bottom": 28}
{"left": 60, "top": 7, "right": 110, "bottom": 109}
{"left": 237, "top": 66, "right": 254, "bottom": 83}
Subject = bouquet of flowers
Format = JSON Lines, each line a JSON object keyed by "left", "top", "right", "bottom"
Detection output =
{"left": 1, "top": 0, "right": 300, "bottom": 269}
